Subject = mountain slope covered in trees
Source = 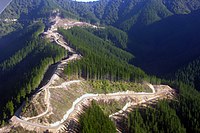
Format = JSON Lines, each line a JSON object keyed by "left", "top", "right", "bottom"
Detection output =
{"left": 0, "top": 0, "right": 200, "bottom": 132}
{"left": 130, "top": 10, "right": 200, "bottom": 75}
{"left": 0, "top": 22, "right": 66, "bottom": 126}
{"left": 80, "top": 101, "right": 116, "bottom": 133}
{"left": 59, "top": 27, "right": 147, "bottom": 81}
{"left": 52, "top": 0, "right": 200, "bottom": 76}
{"left": 175, "top": 56, "right": 200, "bottom": 91}
{"left": 59, "top": 27, "right": 200, "bottom": 132}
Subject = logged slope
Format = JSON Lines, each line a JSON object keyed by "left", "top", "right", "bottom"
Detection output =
{"left": 0, "top": 0, "right": 200, "bottom": 132}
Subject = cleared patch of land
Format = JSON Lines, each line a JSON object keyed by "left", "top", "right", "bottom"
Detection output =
{"left": 2, "top": 16, "right": 176, "bottom": 133}
{"left": 21, "top": 90, "right": 46, "bottom": 117}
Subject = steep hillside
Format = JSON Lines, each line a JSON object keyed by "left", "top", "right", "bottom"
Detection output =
{"left": 0, "top": 0, "right": 48, "bottom": 37}
{"left": 85, "top": 26, "right": 128, "bottom": 49}
{"left": 59, "top": 27, "right": 147, "bottom": 81}
{"left": 0, "top": 0, "right": 76, "bottom": 37}
{"left": 52, "top": 0, "right": 200, "bottom": 76}
{"left": 129, "top": 10, "right": 200, "bottom": 75}
{"left": 175, "top": 56, "right": 200, "bottom": 91}
{"left": 92, "top": 0, "right": 200, "bottom": 76}
{"left": 0, "top": 0, "right": 200, "bottom": 132}
{"left": 55, "top": 0, "right": 200, "bottom": 29}
{"left": 101, "top": 0, "right": 200, "bottom": 76}
{"left": 0, "top": 21, "right": 66, "bottom": 126}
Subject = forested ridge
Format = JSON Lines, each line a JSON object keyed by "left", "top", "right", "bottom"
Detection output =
{"left": 79, "top": 80, "right": 200, "bottom": 133}
{"left": 2, "top": 0, "right": 200, "bottom": 75}
{"left": 79, "top": 101, "right": 116, "bottom": 133}
{"left": 0, "top": 22, "right": 66, "bottom": 126}
{"left": 0, "top": 1, "right": 68, "bottom": 125}
{"left": 54, "top": 0, "right": 200, "bottom": 27}
{"left": 59, "top": 27, "right": 147, "bottom": 82}
{"left": 126, "top": 101, "right": 186, "bottom": 133}
{"left": 0, "top": 0, "right": 61, "bottom": 37}
{"left": 85, "top": 26, "right": 128, "bottom": 49}
{"left": 0, "top": 22, "right": 45, "bottom": 71}
{"left": 52, "top": 0, "right": 200, "bottom": 76}
{"left": 173, "top": 82, "right": 200, "bottom": 132}
{"left": 175, "top": 57, "right": 200, "bottom": 91}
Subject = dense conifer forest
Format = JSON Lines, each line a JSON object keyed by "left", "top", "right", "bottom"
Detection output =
{"left": 59, "top": 27, "right": 146, "bottom": 82}
{"left": 126, "top": 101, "right": 186, "bottom": 133}
{"left": 0, "top": 22, "right": 66, "bottom": 126}
{"left": 85, "top": 26, "right": 128, "bottom": 49}
{"left": 0, "top": 0, "right": 200, "bottom": 132}
{"left": 78, "top": 80, "right": 200, "bottom": 132}
{"left": 79, "top": 101, "right": 116, "bottom": 133}
{"left": 59, "top": 27, "right": 200, "bottom": 132}
{"left": 175, "top": 57, "right": 200, "bottom": 91}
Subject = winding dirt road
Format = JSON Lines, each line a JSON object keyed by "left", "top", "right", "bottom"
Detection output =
{"left": 2, "top": 16, "right": 175, "bottom": 133}
{"left": 10, "top": 83, "right": 174, "bottom": 132}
